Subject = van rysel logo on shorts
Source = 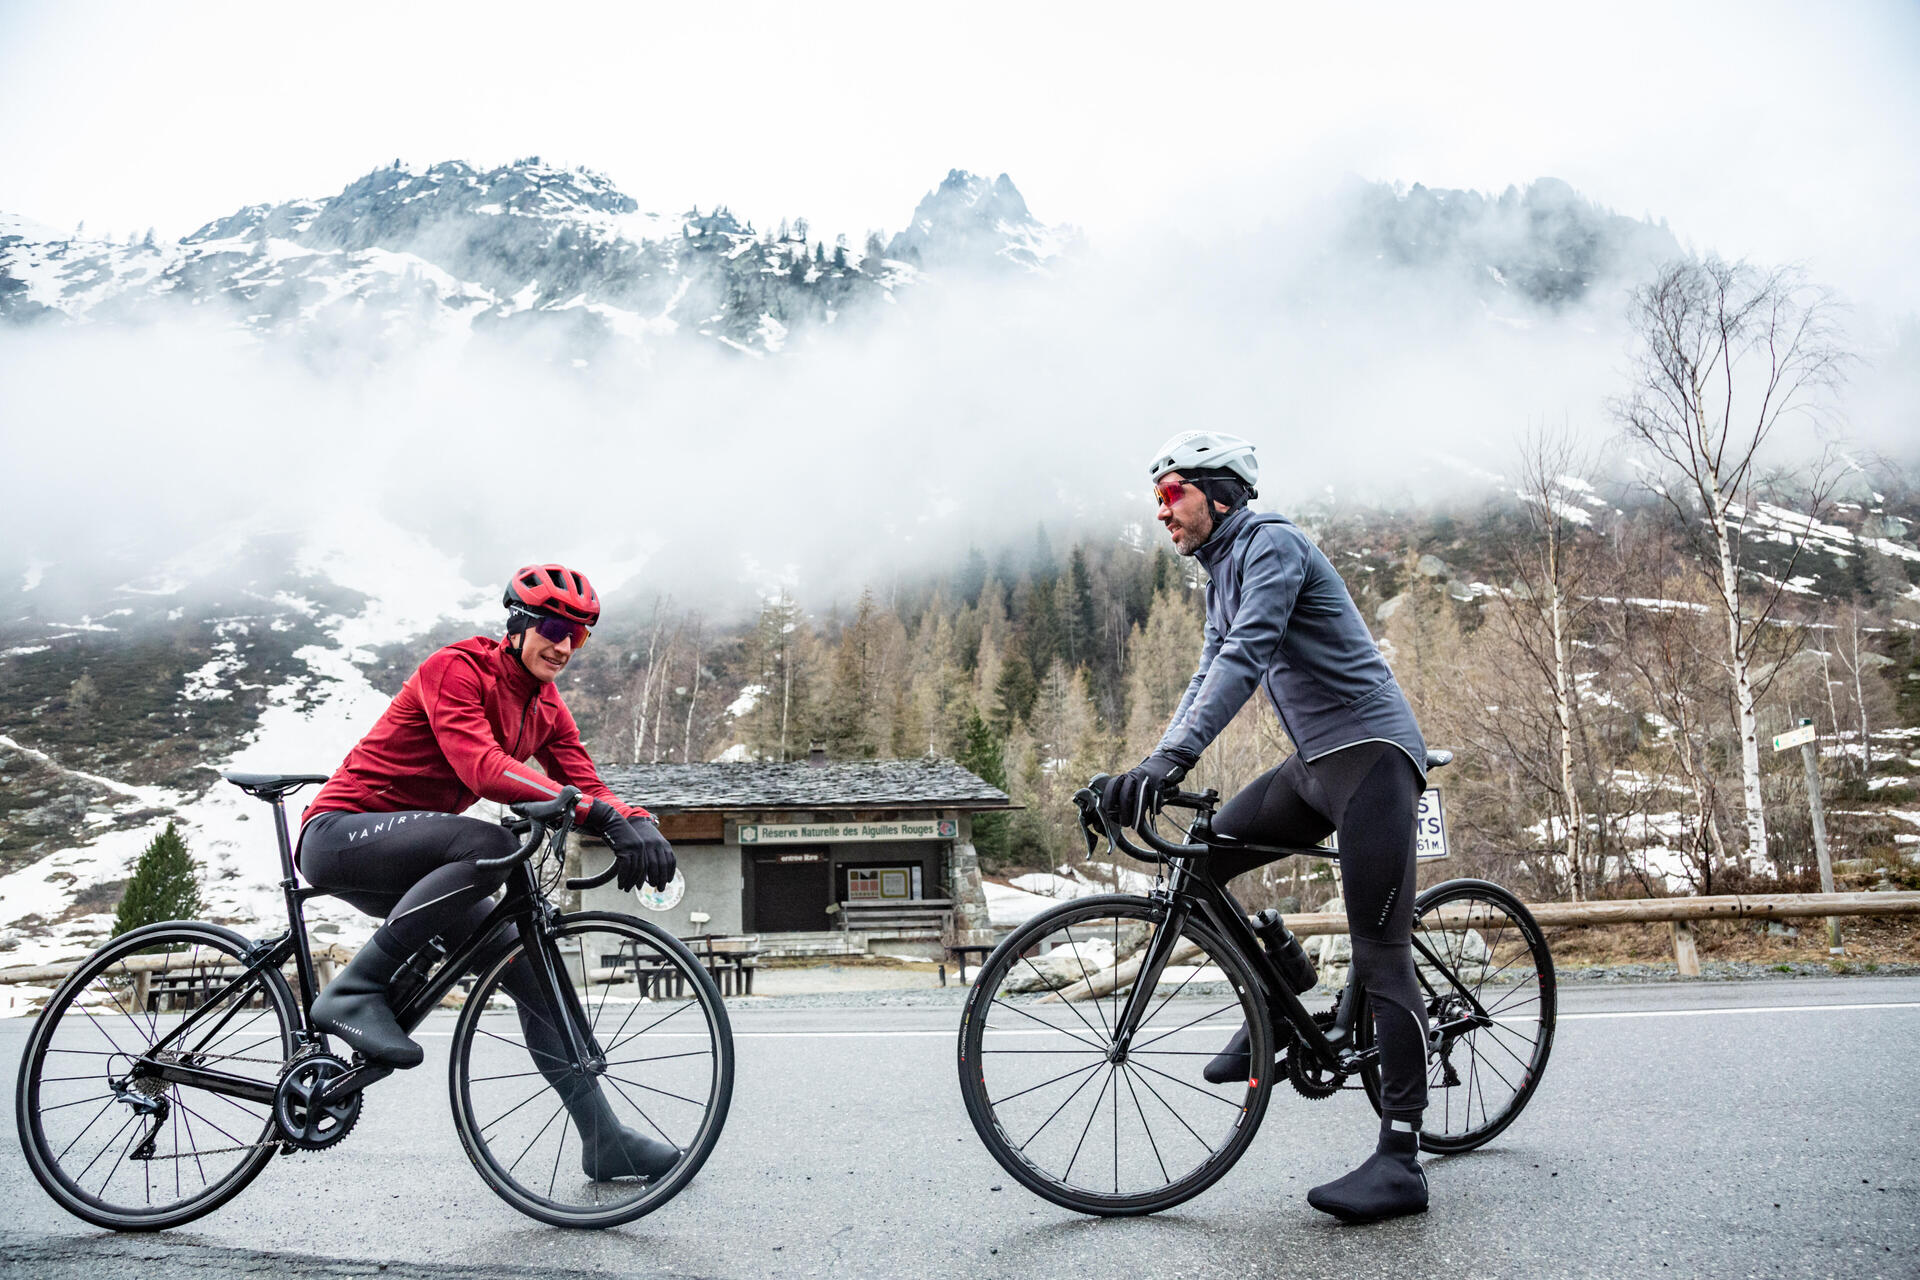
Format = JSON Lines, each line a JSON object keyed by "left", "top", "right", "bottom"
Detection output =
{"left": 1377, "top": 885, "right": 1397, "bottom": 928}
{"left": 345, "top": 813, "right": 447, "bottom": 842}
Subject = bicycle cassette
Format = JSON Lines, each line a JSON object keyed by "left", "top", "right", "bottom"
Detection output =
{"left": 1288, "top": 1009, "right": 1347, "bottom": 1100}
{"left": 273, "top": 1052, "right": 361, "bottom": 1151}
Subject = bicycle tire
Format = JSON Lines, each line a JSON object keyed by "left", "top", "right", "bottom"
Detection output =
{"left": 958, "top": 894, "right": 1275, "bottom": 1216}
{"left": 448, "top": 911, "right": 734, "bottom": 1228}
{"left": 1356, "top": 878, "right": 1556, "bottom": 1153}
{"left": 15, "top": 920, "right": 298, "bottom": 1231}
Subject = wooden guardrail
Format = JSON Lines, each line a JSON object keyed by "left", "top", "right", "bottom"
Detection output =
{"left": 0, "top": 943, "right": 357, "bottom": 1000}
{"left": 1038, "top": 891, "right": 1920, "bottom": 998}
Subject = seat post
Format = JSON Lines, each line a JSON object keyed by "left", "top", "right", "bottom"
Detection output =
{"left": 270, "top": 796, "right": 300, "bottom": 885}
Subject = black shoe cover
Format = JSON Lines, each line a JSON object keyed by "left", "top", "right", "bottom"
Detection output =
{"left": 1307, "top": 1122, "right": 1429, "bottom": 1223}
{"left": 1203, "top": 1022, "right": 1252, "bottom": 1084}
{"left": 577, "top": 1110, "right": 681, "bottom": 1182}
{"left": 311, "top": 935, "right": 424, "bottom": 1068}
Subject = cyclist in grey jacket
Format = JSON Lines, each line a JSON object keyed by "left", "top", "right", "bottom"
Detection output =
{"left": 1105, "top": 429, "right": 1433, "bottom": 1223}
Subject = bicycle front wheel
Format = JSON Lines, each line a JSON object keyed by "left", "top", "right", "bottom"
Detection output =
{"left": 15, "top": 921, "right": 298, "bottom": 1231}
{"left": 958, "top": 894, "right": 1275, "bottom": 1217}
{"left": 449, "top": 911, "right": 734, "bottom": 1228}
{"left": 1358, "top": 878, "right": 1557, "bottom": 1153}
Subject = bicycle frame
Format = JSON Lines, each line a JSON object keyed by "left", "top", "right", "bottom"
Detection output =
{"left": 1084, "top": 781, "right": 1497, "bottom": 1077}
{"left": 128, "top": 789, "right": 605, "bottom": 1113}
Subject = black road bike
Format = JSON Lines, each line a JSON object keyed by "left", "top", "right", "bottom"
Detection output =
{"left": 958, "top": 752, "right": 1555, "bottom": 1216}
{"left": 15, "top": 773, "right": 733, "bottom": 1231}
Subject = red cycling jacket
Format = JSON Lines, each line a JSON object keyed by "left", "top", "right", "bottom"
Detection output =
{"left": 304, "top": 636, "right": 648, "bottom": 828}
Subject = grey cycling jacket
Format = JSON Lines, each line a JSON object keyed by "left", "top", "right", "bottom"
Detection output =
{"left": 1155, "top": 506, "right": 1427, "bottom": 781}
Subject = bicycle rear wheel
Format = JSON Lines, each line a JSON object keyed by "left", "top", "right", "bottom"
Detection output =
{"left": 15, "top": 921, "right": 298, "bottom": 1230}
{"left": 1358, "top": 878, "right": 1556, "bottom": 1152}
{"left": 958, "top": 894, "right": 1275, "bottom": 1216}
{"left": 449, "top": 911, "right": 733, "bottom": 1228}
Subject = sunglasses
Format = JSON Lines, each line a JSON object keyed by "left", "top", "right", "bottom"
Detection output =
{"left": 514, "top": 609, "right": 591, "bottom": 648}
{"left": 1152, "top": 478, "right": 1195, "bottom": 509}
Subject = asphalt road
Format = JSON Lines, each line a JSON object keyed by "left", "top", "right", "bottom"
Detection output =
{"left": 3, "top": 977, "right": 1916, "bottom": 1280}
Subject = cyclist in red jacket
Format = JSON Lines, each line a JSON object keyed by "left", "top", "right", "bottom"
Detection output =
{"left": 300, "top": 563, "right": 678, "bottom": 1179}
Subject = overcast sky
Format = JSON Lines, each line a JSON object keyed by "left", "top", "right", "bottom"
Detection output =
{"left": 2, "top": 0, "right": 1917, "bottom": 311}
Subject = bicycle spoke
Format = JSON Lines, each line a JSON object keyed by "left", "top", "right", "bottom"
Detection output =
{"left": 989, "top": 1059, "right": 1102, "bottom": 1109}
{"left": 1060, "top": 1066, "right": 1114, "bottom": 1184}
{"left": 603, "top": 1073, "right": 678, "bottom": 1147}
{"left": 508, "top": 1100, "right": 569, "bottom": 1177}
{"left": 1125, "top": 1058, "right": 1244, "bottom": 1109}
{"left": 601, "top": 1073, "right": 708, "bottom": 1109}
{"left": 1016, "top": 952, "right": 1108, "bottom": 1045}
{"left": 983, "top": 998, "right": 1109, "bottom": 1052}
{"left": 1015, "top": 1057, "right": 1111, "bottom": 1153}
{"left": 57, "top": 1096, "right": 120, "bottom": 1163}
{"left": 1119, "top": 1063, "right": 1170, "bottom": 1184}
{"left": 1123, "top": 1062, "right": 1215, "bottom": 1153}
{"left": 1129, "top": 999, "right": 1241, "bottom": 1054}
{"left": 480, "top": 1082, "right": 556, "bottom": 1136}
{"left": 1060, "top": 925, "right": 1113, "bottom": 1041}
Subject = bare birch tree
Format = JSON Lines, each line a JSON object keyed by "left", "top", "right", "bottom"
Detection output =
{"left": 1613, "top": 257, "right": 1847, "bottom": 864}
{"left": 1488, "top": 425, "right": 1600, "bottom": 897}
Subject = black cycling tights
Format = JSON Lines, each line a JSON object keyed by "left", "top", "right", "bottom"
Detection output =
{"left": 1209, "top": 741, "right": 1430, "bottom": 1123}
{"left": 298, "top": 810, "right": 516, "bottom": 957}
{"left": 300, "top": 810, "right": 585, "bottom": 1092}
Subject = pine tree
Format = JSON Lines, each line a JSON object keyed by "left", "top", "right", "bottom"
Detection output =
{"left": 112, "top": 822, "right": 204, "bottom": 937}
{"left": 957, "top": 711, "right": 1010, "bottom": 863}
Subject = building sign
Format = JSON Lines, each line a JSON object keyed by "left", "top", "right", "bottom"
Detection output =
{"left": 738, "top": 819, "right": 958, "bottom": 845}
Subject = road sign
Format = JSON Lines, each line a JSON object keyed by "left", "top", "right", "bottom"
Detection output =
{"left": 1416, "top": 788, "right": 1449, "bottom": 860}
{"left": 1772, "top": 723, "right": 1817, "bottom": 753}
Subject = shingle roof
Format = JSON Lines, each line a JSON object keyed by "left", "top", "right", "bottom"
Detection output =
{"left": 599, "top": 758, "right": 1014, "bottom": 812}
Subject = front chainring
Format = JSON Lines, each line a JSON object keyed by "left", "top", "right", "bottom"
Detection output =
{"left": 273, "top": 1052, "right": 361, "bottom": 1151}
{"left": 1288, "top": 1009, "right": 1347, "bottom": 1099}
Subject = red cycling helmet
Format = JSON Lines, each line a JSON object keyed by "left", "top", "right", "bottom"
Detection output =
{"left": 503, "top": 563, "right": 600, "bottom": 626}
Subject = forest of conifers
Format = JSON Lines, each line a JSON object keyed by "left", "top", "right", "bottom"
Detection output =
{"left": 558, "top": 466, "right": 1920, "bottom": 912}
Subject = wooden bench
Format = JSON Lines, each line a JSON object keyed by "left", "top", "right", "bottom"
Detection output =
{"left": 833, "top": 899, "right": 955, "bottom": 934}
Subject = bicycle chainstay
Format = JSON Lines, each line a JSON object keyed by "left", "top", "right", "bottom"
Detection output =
{"left": 127, "top": 1042, "right": 338, "bottom": 1162}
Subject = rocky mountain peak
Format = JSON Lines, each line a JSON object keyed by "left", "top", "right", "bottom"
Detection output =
{"left": 886, "top": 170, "right": 1071, "bottom": 273}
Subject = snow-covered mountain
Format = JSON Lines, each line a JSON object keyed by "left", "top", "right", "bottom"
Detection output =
{"left": 0, "top": 160, "right": 1077, "bottom": 361}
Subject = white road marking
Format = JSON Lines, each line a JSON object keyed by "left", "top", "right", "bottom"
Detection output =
{"left": 410, "top": 999, "right": 1920, "bottom": 1039}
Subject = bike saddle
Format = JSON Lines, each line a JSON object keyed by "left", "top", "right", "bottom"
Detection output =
{"left": 1424, "top": 749, "right": 1454, "bottom": 770}
{"left": 222, "top": 771, "right": 330, "bottom": 802}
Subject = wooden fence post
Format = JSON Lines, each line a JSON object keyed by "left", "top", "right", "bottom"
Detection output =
{"left": 132, "top": 970, "right": 151, "bottom": 1012}
{"left": 1671, "top": 919, "right": 1701, "bottom": 977}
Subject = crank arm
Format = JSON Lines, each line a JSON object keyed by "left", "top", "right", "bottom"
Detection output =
{"left": 318, "top": 1062, "right": 393, "bottom": 1106}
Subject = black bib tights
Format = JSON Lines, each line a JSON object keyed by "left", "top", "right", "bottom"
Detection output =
{"left": 1209, "top": 741, "right": 1430, "bottom": 1123}
{"left": 298, "top": 809, "right": 592, "bottom": 1091}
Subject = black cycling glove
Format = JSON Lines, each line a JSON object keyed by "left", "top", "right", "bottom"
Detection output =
{"left": 584, "top": 800, "right": 676, "bottom": 892}
{"left": 1104, "top": 754, "right": 1189, "bottom": 830}
{"left": 608, "top": 816, "right": 676, "bottom": 892}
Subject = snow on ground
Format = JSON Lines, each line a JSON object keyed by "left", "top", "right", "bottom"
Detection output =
{"left": 983, "top": 880, "right": 1061, "bottom": 927}
{"left": 0, "top": 518, "right": 500, "bottom": 984}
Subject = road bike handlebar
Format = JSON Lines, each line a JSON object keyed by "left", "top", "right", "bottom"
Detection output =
{"left": 1073, "top": 774, "right": 1220, "bottom": 863}
{"left": 486, "top": 786, "right": 628, "bottom": 891}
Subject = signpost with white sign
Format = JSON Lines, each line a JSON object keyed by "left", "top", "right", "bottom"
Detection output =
{"left": 1774, "top": 718, "right": 1842, "bottom": 953}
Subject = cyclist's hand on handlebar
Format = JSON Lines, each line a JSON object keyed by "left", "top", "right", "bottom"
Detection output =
{"left": 1103, "top": 754, "right": 1189, "bottom": 830}
{"left": 606, "top": 815, "right": 676, "bottom": 892}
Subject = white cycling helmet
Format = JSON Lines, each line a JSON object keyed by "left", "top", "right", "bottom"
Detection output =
{"left": 1147, "top": 430, "right": 1259, "bottom": 488}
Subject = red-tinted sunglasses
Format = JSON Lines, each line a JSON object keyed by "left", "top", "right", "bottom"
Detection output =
{"left": 1152, "top": 478, "right": 1195, "bottom": 509}
{"left": 514, "top": 609, "right": 591, "bottom": 648}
